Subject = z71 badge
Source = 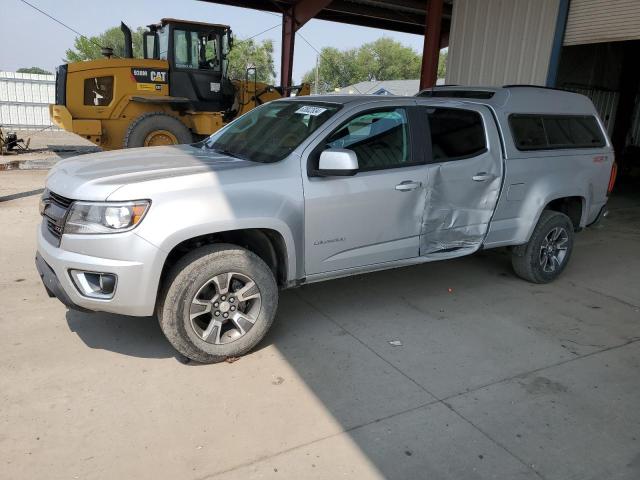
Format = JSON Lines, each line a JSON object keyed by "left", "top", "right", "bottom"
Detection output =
{"left": 131, "top": 68, "right": 168, "bottom": 84}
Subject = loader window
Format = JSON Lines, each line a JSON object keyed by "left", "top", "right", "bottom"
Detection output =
{"left": 202, "top": 34, "right": 221, "bottom": 71}
{"left": 174, "top": 30, "right": 200, "bottom": 69}
{"left": 173, "top": 29, "right": 221, "bottom": 71}
{"left": 158, "top": 26, "right": 169, "bottom": 60}
{"left": 83, "top": 76, "right": 113, "bottom": 106}
{"left": 143, "top": 32, "right": 156, "bottom": 59}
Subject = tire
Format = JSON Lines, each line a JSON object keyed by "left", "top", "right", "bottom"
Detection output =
{"left": 123, "top": 112, "right": 192, "bottom": 148}
{"left": 158, "top": 244, "right": 278, "bottom": 364}
{"left": 511, "top": 210, "right": 575, "bottom": 284}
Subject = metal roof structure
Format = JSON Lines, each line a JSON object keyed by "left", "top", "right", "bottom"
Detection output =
{"left": 198, "top": 0, "right": 452, "bottom": 35}
{"left": 198, "top": 1, "right": 451, "bottom": 91}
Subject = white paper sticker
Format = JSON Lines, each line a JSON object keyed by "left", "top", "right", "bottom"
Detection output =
{"left": 295, "top": 105, "right": 327, "bottom": 116}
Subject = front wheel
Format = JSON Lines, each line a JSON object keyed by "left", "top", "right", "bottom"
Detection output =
{"left": 511, "top": 210, "right": 575, "bottom": 284}
{"left": 158, "top": 244, "right": 278, "bottom": 363}
{"left": 123, "top": 112, "right": 193, "bottom": 148}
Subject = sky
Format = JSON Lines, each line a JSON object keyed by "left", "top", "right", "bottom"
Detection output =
{"left": 0, "top": 0, "right": 426, "bottom": 83}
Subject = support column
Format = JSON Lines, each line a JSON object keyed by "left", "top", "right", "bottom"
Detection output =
{"left": 281, "top": 9, "right": 296, "bottom": 93}
{"left": 419, "top": 0, "right": 444, "bottom": 90}
{"left": 545, "top": 0, "right": 570, "bottom": 87}
{"left": 279, "top": 0, "right": 333, "bottom": 95}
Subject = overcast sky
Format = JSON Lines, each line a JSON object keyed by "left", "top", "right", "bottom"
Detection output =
{"left": 1, "top": 0, "right": 426, "bottom": 83}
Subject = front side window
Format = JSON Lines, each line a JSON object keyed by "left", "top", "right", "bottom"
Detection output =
{"left": 205, "top": 101, "right": 340, "bottom": 163}
{"left": 173, "top": 29, "right": 221, "bottom": 70}
{"left": 83, "top": 76, "right": 113, "bottom": 106}
{"left": 510, "top": 114, "right": 606, "bottom": 150}
{"left": 325, "top": 108, "right": 411, "bottom": 170}
{"left": 426, "top": 107, "right": 486, "bottom": 161}
{"left": 173, "top": 30, "right": 199, "bottom": 69}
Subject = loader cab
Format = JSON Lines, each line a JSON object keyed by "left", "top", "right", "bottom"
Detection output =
{"left": 145, "top": 18, "right": 235, "bottom": 112}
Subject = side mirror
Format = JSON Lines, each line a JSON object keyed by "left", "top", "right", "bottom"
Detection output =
{"left": 317, "top": 148, "right": 359, "bottom": 176}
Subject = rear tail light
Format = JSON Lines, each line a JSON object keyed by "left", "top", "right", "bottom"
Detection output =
{"left": 607, "top": 161, "right": 618, "bottom": 196}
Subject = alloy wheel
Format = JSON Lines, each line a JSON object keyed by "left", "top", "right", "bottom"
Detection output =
{"left": 189, "top": 272, "right": 262, "bottom": 345}
{"left": 539, "top": 227, "right": 569, "bottom": 273}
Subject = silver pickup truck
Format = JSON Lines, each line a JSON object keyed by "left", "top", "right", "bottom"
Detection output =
{"left": 36, "top": 86, "right": 616, "bottom": 363}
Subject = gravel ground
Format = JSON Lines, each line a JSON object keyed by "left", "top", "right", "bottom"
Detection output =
{"left": 0, "top": 129, "right": 100, "bottom": 170}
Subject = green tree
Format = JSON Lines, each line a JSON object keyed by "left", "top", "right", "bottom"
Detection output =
{"left": 17, "top": 67, "right": 52, "bottom": 75}
{"left": 65, "top": 26, "right": 145, "bottom": 62}
{"left": 438, "top": 49, "right": 448, "bottom": 79}
{"left": 302, "top": 39, "right": 448, "bottom": 93}
{"left": 357, "top": 38, "right": 422, "bottom": 82}
{"left": 227, "top": 38, "right": 275, "bottom": 84}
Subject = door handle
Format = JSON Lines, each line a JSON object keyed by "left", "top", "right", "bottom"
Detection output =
{"left": 472, "top": 172, "right": 494, "bottom": 182}
{"left": 395, "top": 181, "right": 422, "bottom": 192}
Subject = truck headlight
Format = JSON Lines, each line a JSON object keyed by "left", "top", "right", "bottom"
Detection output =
{"left": 64, "top": 201, "right": 150, "bottom": 234}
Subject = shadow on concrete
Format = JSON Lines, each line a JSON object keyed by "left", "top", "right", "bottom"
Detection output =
{"left": 63, "top": 248, "right": 512, "bottom": 364}
{"left": 65, "top": 310, "right": 175, "bottom": 360}
{"left": 59, "top": 190, "right": 640, "bottom": 479}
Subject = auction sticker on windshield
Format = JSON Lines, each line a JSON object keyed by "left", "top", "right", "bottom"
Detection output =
{"left": 295, "top": 105, "right": 327, "bottom": 116}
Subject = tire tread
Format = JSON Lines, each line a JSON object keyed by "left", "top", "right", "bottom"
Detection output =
{"left": 511, "top": 210, "right": 574, "bottom": 284}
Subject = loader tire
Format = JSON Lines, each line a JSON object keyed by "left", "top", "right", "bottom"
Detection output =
{"left": 123, "top": 112, "right": 192, "bottom": 148}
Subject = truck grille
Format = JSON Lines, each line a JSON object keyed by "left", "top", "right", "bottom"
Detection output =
{"left": 41, "top": 189, "right": 73, "bottom": 246}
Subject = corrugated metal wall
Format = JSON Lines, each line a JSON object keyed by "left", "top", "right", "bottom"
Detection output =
{"left": 564, "top": 0, "right": 640, "bottom": 46}
{"left": 446, "top": 0, "right": 560, "bottom": 86}
{"left": 0, "top": 72, "right": 56, "bottom": 130}
{"left": 628, "top": 93, "right": 640, "bottom": 147}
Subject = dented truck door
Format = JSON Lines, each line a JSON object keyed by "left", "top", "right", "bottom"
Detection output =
{"left": 418, "top": 104, "right": 503, "bottom": 256}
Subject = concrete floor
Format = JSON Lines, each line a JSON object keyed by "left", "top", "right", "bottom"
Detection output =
{"left": 1, "top": 170, "right": 639, "bottom": 480}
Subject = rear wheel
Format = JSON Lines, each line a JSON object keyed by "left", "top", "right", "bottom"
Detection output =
{"left": 123, "top": 112, "right": 192, "bottom": 148}
{"left": 511, "top": 210, "right": 574, "bottom": 283}
{"left": 158, "top": 244, "right": 278, "bottom": 364}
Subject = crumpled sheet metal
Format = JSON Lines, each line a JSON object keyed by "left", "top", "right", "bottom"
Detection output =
{"left": 421, "top": 163, "right": 502, "bottom": 254}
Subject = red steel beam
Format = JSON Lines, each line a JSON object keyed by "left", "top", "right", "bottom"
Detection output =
{"left": 280, "top": 0, "right": 333, "bottom": 93}
{"left": 281, "top": 9, "right": 296, "bottom": 92}
{"left": 419, "top": 0, "right": 444, "bottom": 90}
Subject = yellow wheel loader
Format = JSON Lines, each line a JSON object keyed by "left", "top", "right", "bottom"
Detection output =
{"left": 50, "top": 19, "right": 310, "bottom": 150}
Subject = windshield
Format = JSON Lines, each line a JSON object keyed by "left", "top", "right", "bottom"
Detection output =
{"left": 204, "top": 101, "right": 341, "bottom": 163}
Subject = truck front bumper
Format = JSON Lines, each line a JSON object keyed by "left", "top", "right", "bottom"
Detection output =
{"left": 36, "top": 224, "right": 165, "bottom": 317}
{"left": 35, "top": 252, "right": 90, "bottom": 312}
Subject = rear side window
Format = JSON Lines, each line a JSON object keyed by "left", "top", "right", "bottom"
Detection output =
{"left": 426, "top": 107, "right": 486, "bottom": 161}
{"left": 510, "top": 114, "right": 605, "bottom": 150}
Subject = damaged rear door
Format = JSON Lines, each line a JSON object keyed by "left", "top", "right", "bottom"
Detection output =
{"left": 419, "top": 104, "right": 503, "bottom": 255}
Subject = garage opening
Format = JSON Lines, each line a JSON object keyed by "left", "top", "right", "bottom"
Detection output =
{"left": 556, "top": 40, "right": 640, "bottom": 191}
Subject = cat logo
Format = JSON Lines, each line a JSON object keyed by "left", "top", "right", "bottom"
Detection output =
{"left": 150, "top": 71, "right": 167, "bottom": 82}
{"left": 130, "top": 68, "right": 168, "bottom": 84}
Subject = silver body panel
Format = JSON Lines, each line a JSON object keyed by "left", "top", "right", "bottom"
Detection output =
{"left": 37, "top": 87, "right": 614, "bottom": 316}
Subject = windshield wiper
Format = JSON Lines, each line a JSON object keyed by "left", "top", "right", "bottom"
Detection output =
{"left": 211, "top": 147, "right": 247, "bottom": 161}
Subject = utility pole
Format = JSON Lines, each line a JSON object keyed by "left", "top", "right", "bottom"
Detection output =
{"left": 315, "top": 55, "right": 319, "bottom": 95}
